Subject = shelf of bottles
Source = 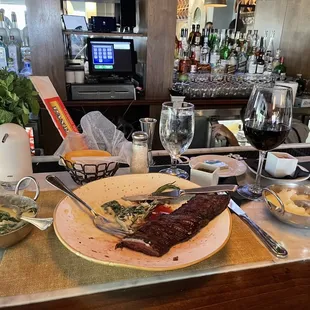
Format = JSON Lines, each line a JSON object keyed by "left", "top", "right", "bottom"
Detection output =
{"left": 172, "top": 24, "right": 308, "bottom": 99}
{"left": 0, "top": 9, "right": 31, "bottom": 77}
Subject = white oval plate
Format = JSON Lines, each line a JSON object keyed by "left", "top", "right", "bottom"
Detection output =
{"left": 54, "top": 174, "right": 232, "bottom": 271}
{"left": 190, "top": 155, "right": 247, "bottom": 178}
{"left": 247, "top": 164, "right": 310, "bottom": 183}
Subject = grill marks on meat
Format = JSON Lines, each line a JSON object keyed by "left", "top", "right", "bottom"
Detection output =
{"left": 116, "top": 194, "right": 229, "bottom": 257}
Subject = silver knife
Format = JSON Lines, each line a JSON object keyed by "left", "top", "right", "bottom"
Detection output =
{"left": 228, "top": 199, "right": 288, "bottom": 258}
{"left": 122, "top": 185, "right": 238, "bottom": 202}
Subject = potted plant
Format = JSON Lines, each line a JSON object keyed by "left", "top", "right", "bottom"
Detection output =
{"left": 0, "top": 69, "right": 40, "bottom": 126}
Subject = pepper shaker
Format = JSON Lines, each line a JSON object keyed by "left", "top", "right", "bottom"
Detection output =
{"left": 139, "top": 118, "right": 157, "bottom": 166}
{"left": 130, "top": 131, "right": 149, "bottom": 174}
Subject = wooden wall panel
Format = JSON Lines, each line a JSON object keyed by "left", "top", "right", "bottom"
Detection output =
{"left": 145, "top": 0, "right": 178, "bottom": 99}
{"left": 253, "top": 0, "right": 288, "bottom": 51}
{"left": 279, "top": 0, "right": 310, "bottom": 78}
{"left": 26, "top": 0, "right": 67, "bottom": 100}
{"left": 254, "top": 0, "right": 310, "bottom": 78}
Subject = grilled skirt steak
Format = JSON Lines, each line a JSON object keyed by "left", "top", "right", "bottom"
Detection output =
{"left": 116, "top": 194, "right": 229, "bottom": 257}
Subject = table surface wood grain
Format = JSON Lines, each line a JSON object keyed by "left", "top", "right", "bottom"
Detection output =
{"left": 6, "top": 261, "right": 310, "bottom": 310}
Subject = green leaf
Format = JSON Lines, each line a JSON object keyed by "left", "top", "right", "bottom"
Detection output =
{"left": 22, "top": 104, "right": 30, "bottom": 115}
{"left": 0, "top": 109, "right": 14, "bottom": 125}
{"left": 5, "top": 74, "right": 14, "bottom": 87}
{"left": 13, "top": 107, "right": 23, "bottom": 116}
{"left": 21, "top": 113, "right": 29, "bottom": 126}
{"left": 31, "top": 99, "right": 40, "bottom": 115}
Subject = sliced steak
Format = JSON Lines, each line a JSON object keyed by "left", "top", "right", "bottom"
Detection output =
{"left": 116, "top": 194, "right": 229, "bottom": 257}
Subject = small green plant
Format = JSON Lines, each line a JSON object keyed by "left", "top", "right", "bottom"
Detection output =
{"left": 0, "top": 69, "right": 40, "bottom": 126}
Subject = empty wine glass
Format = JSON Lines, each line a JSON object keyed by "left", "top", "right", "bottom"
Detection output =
{"left": 159, "top": 102, "right": 195, "bottom": 179}
{"left": 237, "top": 85, "right": 293, "bottom": 200}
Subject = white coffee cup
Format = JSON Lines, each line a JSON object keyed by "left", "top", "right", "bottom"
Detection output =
{"left": 191, "top": 162, "right": 220, "bottom": 187}
{"left": 65, "top": 71, "right": 75, "bottom": 83}
{"left": 74, "top": 71, "right": 85, "bottom": 84}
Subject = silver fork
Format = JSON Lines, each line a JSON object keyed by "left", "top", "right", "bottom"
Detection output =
{"left": 46, "top": 175, "right": 127, "bottom": 238}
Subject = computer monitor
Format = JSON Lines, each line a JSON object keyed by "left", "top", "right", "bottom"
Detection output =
{"left": 87, "top": 38, "right": 135, "bottom": 76}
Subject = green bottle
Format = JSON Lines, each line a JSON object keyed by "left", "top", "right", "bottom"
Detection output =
{"left": 273, "top": 57, "right": 286, "bottom": 74}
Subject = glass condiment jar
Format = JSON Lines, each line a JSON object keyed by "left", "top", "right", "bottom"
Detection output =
{"left": 130, "top": 131, "right": 149, "bottom": 174}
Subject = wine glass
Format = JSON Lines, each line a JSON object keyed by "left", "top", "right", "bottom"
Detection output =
{"left": 237, "top": 85, "right": 293, "bottom": 200}
{"left": 159, "top": 102, "right": 195, "bottom": 179}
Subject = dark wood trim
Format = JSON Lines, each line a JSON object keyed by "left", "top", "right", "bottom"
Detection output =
{"left": 63, "top": 30, "right": 147, "bottom": 37}
{"left": 63, "top": 98, "right": 249, "bottom": 108}
{"left": 7, "top": 261, "right": 310, "bottom": 310}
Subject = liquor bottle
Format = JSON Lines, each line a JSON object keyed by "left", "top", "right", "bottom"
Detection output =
{"left": 182, "top": 29, "right": 189, "bottom": 55}
{"left": 273, "top": 56, "right": 286, "bottom": 74}
{"left": 209, "top": 40, "right": 220, "bottom": 68}
{"left": 263, "top": 31, "right": 268, "bottom": 53}
{"left": 256, "top": 52, "right": 265, "bottom": 74}
{"left": 21, "top": 11, "right": 31, "bottom": 64}
{"left": 184, "top": 28, "right": 189, "bottom": 41}
{"left": 296, "top": 74, "right": 306, "bottom": 96}
{"left": 266, "top": 30, "right": 275, "bottom": 58}
{"left": 237, "top": 44, "right": 248, "bottom": 73}
{"left": 245, "top": 30, "right": 252, "bottom": 55}
{"left": 194, "top": 24, "right": 201, "bottom": 46}
{"left": 194, "top": 45, "right": 201, "bottom": 64}
{"left": 23, "top": 11, "right": 29, "bottom": 46}
{"left": 200, "top": 36, "right": 210, "bottom": 65}
{"left": 200, "top": 28, "right": 205, "bottom": 46}
{"left": 264, "top": 57, "right": 273, "bottom": 74}
{"left": 247, "top": 48, "right": 257, "bottom": 74}
{"left": 178, "top": 51, "right": 191, "bottom": 74}
{"left": 227, "top": 51, "right": 237, "bottom": 74}
{"left": 174, "top": 35, "right": 180, "bottom": 60}
{"left": 272, "top": 49, "right": 281, "bottom": 70}
{"left": 208, "top": 29, "right": 215, "bottom": 51}
{"left": 9, "top": 12, "right": 22, "bottom": 46}
{"left": 7, "top": 35, "right": 21, "bottom": 73}
{"left": 235, "top": 31, "right": 241, "bottom": 50}
{"left": 0, "top": 11, "right": 8, "bottom": 45}
{"left": 188, "top": 24, "right": 196, "bottom": 45}
{"left": 220, "top": 34, "right": 229, "bottom": 68}
{"left": 0, "top": 35, "right": 8, "bottom": 69}
{"left": 180, "top": 28, "right": 184, "bottom": 40}
{"left": 252, "top": 30, "right": 259, "bottom": 52}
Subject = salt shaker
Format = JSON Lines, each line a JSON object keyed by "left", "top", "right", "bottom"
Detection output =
{"left": 130, "top": 131, "right": 149, "bottom": 174}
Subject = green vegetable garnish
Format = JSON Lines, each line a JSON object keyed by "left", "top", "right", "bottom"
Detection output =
{"left": 101, "top": 200, "right": 157, "bottom": 232}
{"left": 153, "top": 182, "right": 180, "bottom": 194}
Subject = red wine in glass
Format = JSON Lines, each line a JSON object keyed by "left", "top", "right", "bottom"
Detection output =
{"left": 244, "top": 124, "right": 290, "bottom": 151}
{"left": 237, "top": 85, "right": 293, "bottom": 201}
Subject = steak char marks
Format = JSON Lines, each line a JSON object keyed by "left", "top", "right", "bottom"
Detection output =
{"left": 116, "top": 194, "right": 229, "bottom": 257}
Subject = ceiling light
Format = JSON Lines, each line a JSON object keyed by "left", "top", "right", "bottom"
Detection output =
{"left": 204, "top": 0, "right": 227, "bottom": 7}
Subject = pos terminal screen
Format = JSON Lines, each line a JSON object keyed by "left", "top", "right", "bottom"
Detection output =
{"left": 88, "top": 38, "right": 135, "bottom": 75}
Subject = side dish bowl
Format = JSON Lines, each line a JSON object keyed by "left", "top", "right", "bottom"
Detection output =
{"left": 0, "top": 177, "right": 40, "bottom": 248}
{"left": 262, "top": 183, "right": 310, "bottom": 229}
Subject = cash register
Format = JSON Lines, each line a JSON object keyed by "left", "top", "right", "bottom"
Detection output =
{"left": 71, "top": 37, "right": 137, "bottom": 100}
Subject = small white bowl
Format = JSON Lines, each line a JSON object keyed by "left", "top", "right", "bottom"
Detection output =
{"left": 191, "top": 162, "right": 220, "bottom": 187}
{"left": 265, "top": 152, "right": 298, "bottom": 178}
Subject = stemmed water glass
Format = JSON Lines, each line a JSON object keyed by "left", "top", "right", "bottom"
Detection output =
{"left": 237, "top": 85, "right": 293, "bottom": 200}
{"left": 159, "top": 102, "right": 195, "bottom": 179}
